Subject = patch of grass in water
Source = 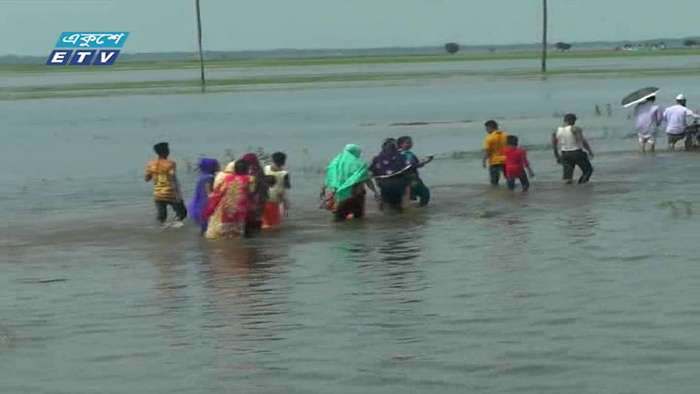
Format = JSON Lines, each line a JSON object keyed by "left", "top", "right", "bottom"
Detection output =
{"left": 3, "top": 48, "right": 700, "bottom": 74}
{"left": 3, "top": 64, "right": 700, "bottom": 101}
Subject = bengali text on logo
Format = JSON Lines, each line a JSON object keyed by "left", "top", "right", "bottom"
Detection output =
{"left": 47, "top": 31, "right": 130, "bottom": 66}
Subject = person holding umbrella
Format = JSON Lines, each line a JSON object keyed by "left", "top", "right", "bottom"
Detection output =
{"left": 633, "top": 94, "right": 663, "bottom": 153}
{"left": 662, "top": 94, "right": 700, "bottom": 150}
{"left": 622, "top": 87, "right": 663, "bottom": 153}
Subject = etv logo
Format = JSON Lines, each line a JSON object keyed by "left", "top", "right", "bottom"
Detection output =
{"left": 47, "top": 32, "right": 129, "bottom": 66}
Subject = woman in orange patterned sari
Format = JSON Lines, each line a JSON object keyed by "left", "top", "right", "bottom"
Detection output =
{"left": 202, "top": 161, "right": 256, "bottom": 240}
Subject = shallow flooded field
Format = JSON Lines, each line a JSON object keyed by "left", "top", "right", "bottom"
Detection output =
{"left": 1, "top": 56, "right": 700, "bottom": 393}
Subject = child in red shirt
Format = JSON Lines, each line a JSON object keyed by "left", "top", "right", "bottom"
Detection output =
{"left": 503, "top": 135, "right": 535, "bottom": 192}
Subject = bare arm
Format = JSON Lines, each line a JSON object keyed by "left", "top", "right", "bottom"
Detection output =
{"left": 144, "top": 163, "right": 153, "bottom": 182}
{"left": 551, "top": 132, "right": 561, "bottom": 163}
{"left": 417, "top": 155, "right": 434, "bottom": 168}
{"left": 573, "top": 127, "right": 594, "bottom": 157}
{"left": 205, "top": 179, "right": 214, "bottom": 196}
{"left": 482, "top": 150, "right": 489, "bottom": 168}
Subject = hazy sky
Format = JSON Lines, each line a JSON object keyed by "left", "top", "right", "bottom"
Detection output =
{"left": 1, "top": 0, "right": 697, "bottom": 56}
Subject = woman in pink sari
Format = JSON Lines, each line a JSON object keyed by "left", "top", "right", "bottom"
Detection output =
{"left": 202, "top": 161, "right": 255, "bottom": 240}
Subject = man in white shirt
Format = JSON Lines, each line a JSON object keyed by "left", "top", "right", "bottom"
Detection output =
{"left": 633, "top": 95, "right": 662, "bottom": 153}
{"left": 662, "top": 94, "right": 700, "bottom": 150}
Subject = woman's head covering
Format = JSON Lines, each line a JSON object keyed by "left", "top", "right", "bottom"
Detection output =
{"left": 223, "top": 161, "right": 236, "bottom": 173}
{"left": 325, "top": 144, "right": 370, "bottom": 202}
{"left": 371, "top": 139, "right": 411, "bottom": 178}
{"left": 240, "top": 153, "right": 261, "bottom": 173}
{"left": 197, "top": 158, "right": 219, "bottom": 175}
{"left": 240, "top": 153, "right": 269, "bottom": 205}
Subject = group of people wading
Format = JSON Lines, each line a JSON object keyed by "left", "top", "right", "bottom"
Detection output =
{"left": 144, "top": 115, "right": 600, "bottom": 237}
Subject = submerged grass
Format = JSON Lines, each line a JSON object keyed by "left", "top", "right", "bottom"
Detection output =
{"left": 2, "top": 48, "right": 700, "bottom": 74}
{"left": 2, "top": 52, "right": 700, "bottom": 101}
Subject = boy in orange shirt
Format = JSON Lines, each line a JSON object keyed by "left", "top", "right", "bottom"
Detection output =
{"left": 481, "top": 120, "right": 509, "bottom": 186}
{"left": 145, "top": 142, "right": 187, "bottom": 228}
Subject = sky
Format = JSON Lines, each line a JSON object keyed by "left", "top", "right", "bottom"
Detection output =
{"left": 0, "top": 0, "right": 698, "bottom": 56}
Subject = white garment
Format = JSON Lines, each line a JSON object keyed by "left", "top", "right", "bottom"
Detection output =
{"left": 633, "top": 101, "right": 661, "bottom": 136}
{"left": 663, "top": 104, "right": 700, "bottom": 135}
{"left": 264, "top": 165, "right": 288, "bottom": 203}
{"left": 556, "top": 126, "right": 582, "bottom": 151}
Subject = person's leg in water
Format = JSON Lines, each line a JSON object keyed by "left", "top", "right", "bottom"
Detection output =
{"left": 489, "top": 164, "right": 503, "bottom": 186}
{"left": 638, "top": 136, "right": 646, "bottom": 154}
{"left": 351, "top": 193, "right": 366, "bottom": 219}
{"left": 379, "top": 176, "right": 407, "bottom": 213}
{"left": 506, "top": 177, "right": 516, "bottom": 191}
{"left": 155, "top": 200, "right": 168, "bottom": 225}
{"left": 561, "top": 152, "right": 575, "bottom": 185}
{"left": 577, "top": 151, "right": 594, "bottom": 184}
{"left": 168, "top": 200, "right": 188, "bottom": 228}
{"left": 520, "top": 173, "right": 530, "bottom": 192}
{"left": 412, "top": 178, "right": 430, "bottom": 206}
{"left": 172, "top": 200, "right": 187, "bottom": 221}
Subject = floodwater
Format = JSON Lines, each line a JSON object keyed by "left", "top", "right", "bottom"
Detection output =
{"left": 1, "top": 56, "right": 700, "bottom": 394}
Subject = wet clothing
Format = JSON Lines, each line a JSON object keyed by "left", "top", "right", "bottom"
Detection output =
{"left": 489, "top": 164, "right": 506, "bottom": 186}
{"left": 145, "top": 159, "right": 178, "bottom": 202}
{"left": 633, "top": 101, "right": 662, "bottom": 138}
{"left": 503, "top": 146, "right": 530, "bottom": 179}
{"left": 401, "top": 149, "right": 430, "bottom": 206}
{"left": 263, "top": 165, "right": 290, "bottom": 228}
{"left": 371, "top": 143, "right": 412, "bottom": 211}
{"left": 506, "top": 174, "right": 530, "bottom": 192}
{"left": 155, "top": 200, "right": 187, "bottom": 224}
{"left": 203, "top": 174, "right": 254, "bottom": 239}
{"left": 663, "top": 104, "right": 700, "bottom": 135}
{"left": 239, "top": 154, "right": 269, "bottom": 235}
{"left": 325, "top": 144, "right": 371, "bottom": 203}
{"left": 188, "top": 158, "right": 219, "bottom": 233}
{"left": 483, "top": 130, "right": 508, "bottom": 166}
{"left": 561, "top": 150, "right": 593, "bottom": 184}
{"left": 556, "top": 126, "right": 582, "bottom": 152}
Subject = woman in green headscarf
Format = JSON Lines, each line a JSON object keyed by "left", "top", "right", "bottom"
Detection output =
{"left": 321, "top": 144, "right": 379, "bottom": 222}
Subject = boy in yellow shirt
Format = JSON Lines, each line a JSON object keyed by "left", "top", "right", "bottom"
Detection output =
{"left": 481, "top": 120, "right": 509, "bottom": 186}
{"left": 145, "top": 142, "right": 187, "bottom": 228}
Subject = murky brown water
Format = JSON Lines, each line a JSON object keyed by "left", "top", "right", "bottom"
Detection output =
{"left": 1, "top": 58, "right": 700, "bottom": 393}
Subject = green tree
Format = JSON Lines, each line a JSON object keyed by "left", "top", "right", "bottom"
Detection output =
{"left": 444, "top": 42, "right": 460, "bottom": 55}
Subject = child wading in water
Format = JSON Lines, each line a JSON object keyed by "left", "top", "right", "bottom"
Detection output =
{"left": 263, "top": 152, "right": 290, "bottom": 229}
{"left": 398, "top": 136, "right": 433, "bottom": 207}
{"left": 188, "top": 158, "right": 220, "bottom": 235}
{"left": 145, "top": 142, "right": 188, "bottom": 227}
{"left": 502, "top": 135, "right": 534, "bottom": 192}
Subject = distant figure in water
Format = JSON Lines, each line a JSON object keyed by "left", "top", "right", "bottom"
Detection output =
{"left": 321, "top": 144, "right": 378, "bottom": 222}
{"left": 144, "top": 142, "right": 187, "bottom": 228}
{"left": 662, "top": 94, "right": 700, "bottom": 150}
{"left": 370, "top": 138, "right": 413, "bottom": 213}
{"left": 503, "top": 135, "right": 534, "bottom": 192}
{"left": 263, "top": 152, "right": 291, "bottom": 229}
{"left": 552, "top": 113, "right": 594, "bottom": 185}
{"left": 398, "top": 136, "right": 433, "bottom": 207}
{"left": 202, "top": 160, "right": 253, "bottom": 239}
{"left": 633, "top": 95, "right": 662, "bottom": 153}
{"left": 482, "top": 120, "right": 509, "bottom": 186}
{"left": 188, "top": 158, "right": 220, "bottom": 235}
